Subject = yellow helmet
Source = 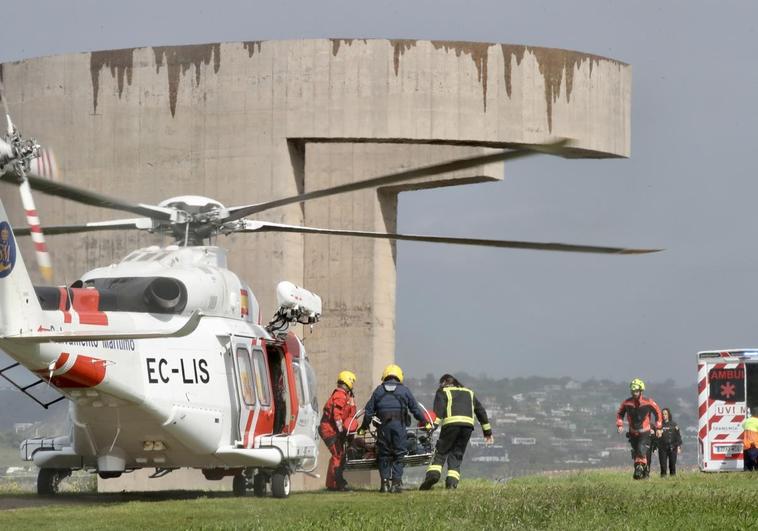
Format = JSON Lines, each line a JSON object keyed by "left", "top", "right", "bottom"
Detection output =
{"left": 630, "top": 378, "right": 645, "bottom": 392}
{"left": 337, "top": 370, "right": 357, "bottom": 390}
{"left": 382, "top": 364, "right": 404, "bottom": 383}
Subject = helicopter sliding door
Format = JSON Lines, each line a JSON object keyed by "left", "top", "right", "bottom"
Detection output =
{"left": 266, "top": 342, "right": 299, "bottom": 434}
{"left": 251, "top": 345, "right": 275, "bottom": 437}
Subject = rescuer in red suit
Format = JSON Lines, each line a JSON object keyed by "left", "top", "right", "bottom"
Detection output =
{"left": 616, "top": 378, "right": 662, "bottom": 480}
{"left": 318, "top": 370, "right": 357, "bottom": 490}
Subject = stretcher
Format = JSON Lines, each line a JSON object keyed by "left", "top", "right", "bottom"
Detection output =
{"left": 343, "top": 406, "right": 438, "bottom": 471}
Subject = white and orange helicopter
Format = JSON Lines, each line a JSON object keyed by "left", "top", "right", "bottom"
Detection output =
{"left": 0, "top": 87, "right": 659, "bottom": 497}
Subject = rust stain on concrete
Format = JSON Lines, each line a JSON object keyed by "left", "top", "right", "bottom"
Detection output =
{"left": 331, "top": 39, "right": 367, "bottom": 56}
{"left": 153, "top": 43, "right": 221, "bottom": 117}
{"left": 243, "top": 41, "right": 262, "bottom": 57}
{"left": 499, "top": 45, "right": 527, "bottom": 99}
{"left": 501, "top": 45, "right": 624, "bottom": 132}
{"left": 90, "top": 49, "right": 135, "bottom": 113}
{"left": 432, "top": 41, "right": 491, "bottom": 111}
{"left": 389, "top": 40, "right": 416, "bottom": 77}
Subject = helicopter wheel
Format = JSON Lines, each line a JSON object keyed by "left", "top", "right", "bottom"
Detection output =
{"left": 232, "top": 473, "right": 248, "bottom": 497}
{"left": 271, "top": 472, "right": 290, "bottom": 499}
{"left": 253, "top": 473, "right": 267, "bottom": 497}
{"left": 37, "top": 468, "right": 70, "bottom": 495}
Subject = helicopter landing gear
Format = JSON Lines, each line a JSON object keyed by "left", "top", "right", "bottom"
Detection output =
{"left": 37, "top": 468, "right": 71, "bottom": 495}
{"left": 232, "top": 472, "right": 248, "bottom": 497}
{"left": 253, "top": 473, "right": 267, "bottom": 497}
{"left": 271, "top": 471, "right": 290, "bottom": 498}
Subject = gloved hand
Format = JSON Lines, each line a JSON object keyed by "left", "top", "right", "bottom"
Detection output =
{"left": 357, "top": 428, "right": 366, "bottom": 436}
{"left": 424, "top": 423, "right": 433, "bottom": 432}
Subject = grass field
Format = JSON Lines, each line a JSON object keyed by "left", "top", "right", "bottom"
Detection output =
{"left": 0, "top": 470, "right": 756, "bottom": 530}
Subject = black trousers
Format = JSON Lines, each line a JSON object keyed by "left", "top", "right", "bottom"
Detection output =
{"left": 745, "top": 448, "right": 758, "bottom": 471}
{"left": 426, "top": 425, "right": 473, "bottom": 484}
{"left": 658, "top": 446, "right": 677, "bottom": 475}
{"left": 629, "top": 432, "right": 652, "bottom": 465}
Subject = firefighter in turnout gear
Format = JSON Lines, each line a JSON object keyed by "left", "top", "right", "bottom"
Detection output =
{"left": 419, "top": 374, "right": 493, "bottom": 490}
{"left": 616, "top": 378, "right": 662, "bottom": 479}
{"left": 318, "top": 370, "right": 357, "bottom": 491}
{"left": 358, "top": 364, "right": 428, "bottom": 493}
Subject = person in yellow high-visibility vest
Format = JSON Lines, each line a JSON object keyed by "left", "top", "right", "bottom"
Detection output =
{"left": 419, "top": 374, "right": 493, "bottom": 490}
{"left": 743, "top": 407, "right": 758, "bottom": 472}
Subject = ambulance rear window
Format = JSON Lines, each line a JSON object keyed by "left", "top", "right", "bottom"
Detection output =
{"left": 747, "top": 364, "right": 758, "bottom": 413}
{"left": 708, "top": 366, "right": 745, "bottom": 402}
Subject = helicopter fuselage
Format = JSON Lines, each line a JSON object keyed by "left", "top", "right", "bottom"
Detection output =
{"left": 0, "top": 234, "right": 321, "bottom": 494}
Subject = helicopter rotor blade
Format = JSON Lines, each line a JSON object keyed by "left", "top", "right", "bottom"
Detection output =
{"left": 0, "top": 172, "right": 175, "bottom": 220}
{"left": 12, "top": 218, "right": 158, "bottom": 237}
{"left": 233, "top": 220, "right": 662, "bottom": 255}
{"left": 18, "top": 180, "right": 54, "bottom": 281}
{"left": 224, "top": 140, "right": 570, "bottom": 222}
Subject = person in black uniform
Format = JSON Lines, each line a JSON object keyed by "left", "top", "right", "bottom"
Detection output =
{"left": 656, "top": 407, "right": 683, "bottom": 476}
{"left": 358, "top": 363, "right": 429, "bottom": 493}
{"left": 419, "top": 374, "right": 493, "bottom": 490}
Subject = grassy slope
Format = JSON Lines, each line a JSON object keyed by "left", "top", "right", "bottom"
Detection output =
{"left": 1, "top": 471, "right": 757, "bottom": 530}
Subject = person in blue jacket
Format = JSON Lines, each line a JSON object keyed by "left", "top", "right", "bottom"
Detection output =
{"left": 358, "top": 363, "right": 430, "bottom": 493}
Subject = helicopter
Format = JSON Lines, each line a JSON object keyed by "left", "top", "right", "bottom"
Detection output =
{"left": 0, "top": 92, "right": 659, "bottom": 497}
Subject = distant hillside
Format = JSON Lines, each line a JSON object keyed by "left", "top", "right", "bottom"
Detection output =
{"left": 404, "top": 374, "right": 697, "bottom": 479}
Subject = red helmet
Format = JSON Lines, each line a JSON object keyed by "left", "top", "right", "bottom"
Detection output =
{"left": 418, "top": 411, "right": 437, "bottom": 427}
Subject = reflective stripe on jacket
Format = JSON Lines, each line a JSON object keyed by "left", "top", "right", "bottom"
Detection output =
{"left": 433, "top": 386, "right": 492, "bottom": 436}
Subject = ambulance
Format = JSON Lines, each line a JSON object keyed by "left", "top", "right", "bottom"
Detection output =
{"left": 697, "top": 350, "right": 758, "bottom": 471}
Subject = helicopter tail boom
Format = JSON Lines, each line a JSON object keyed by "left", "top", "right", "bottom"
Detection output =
{"left": 0, "top": 198, "right": 43, "bottom": 336}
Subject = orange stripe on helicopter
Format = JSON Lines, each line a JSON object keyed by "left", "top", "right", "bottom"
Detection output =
{"left": 242, "top": 410, "right": 255, "bottom": 448}
{"left": 33, "top": 353, "right": 107, "bottom": 388}
{"left": 70, "top": 288, "right": 108, "bottom": 326}
{"left": 57, "top": 287, "right": 72, "bottom": 324}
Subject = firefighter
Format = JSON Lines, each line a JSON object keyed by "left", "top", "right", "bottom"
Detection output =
{"left": 616, "top": 378, "right": 662, "bottom": 479}
{"left": 358, "top": 363, "right": 429, "bottom": 493}
{"left": 318, "top": 370, "right": 357, "bottom": 491}
{"left": 743, "top": 407, "right": 758, "bottom": 471}
{"left": 419, "top": 374, "right": 493, "bottom": 490}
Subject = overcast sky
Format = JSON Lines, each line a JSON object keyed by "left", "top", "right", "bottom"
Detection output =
{"left": 2, "top": 0, "right": 757, "bottom": 385}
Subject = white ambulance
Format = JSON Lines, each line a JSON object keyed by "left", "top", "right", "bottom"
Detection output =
{"left": 697, "top": 349, "right": 758, "bottom": 471}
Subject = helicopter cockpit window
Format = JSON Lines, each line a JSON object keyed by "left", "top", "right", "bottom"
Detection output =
{"left": 292, "top": 362, "right": 305, "bottom": 405}
{"left": 253, "top": 349, "right": 271, "bottom": 407}
{"left": 82, "top": 277, "right": 187, "bottom": 314}
{"left": 236, "top": 348, "right": 256, "bottom": 406}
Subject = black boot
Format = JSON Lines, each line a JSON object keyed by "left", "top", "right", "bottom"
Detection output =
{"left": 633, "top": 463, "right": 644, "bottom": 480}
{"left": 419, "top": 472, "right": 439, "bottom": 491}
{"left": 391, "top": 479, "right": 403, "bottom": 493}
{"left": 445, "top": 478, "right": 458, "bottom": 490}
{"left": 379, "top": 479, "right": 390, "bottom": 493}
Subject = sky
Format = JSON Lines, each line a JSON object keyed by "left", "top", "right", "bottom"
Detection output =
{"left": 1, "top": 0, "right": 757, "bottom": 385}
